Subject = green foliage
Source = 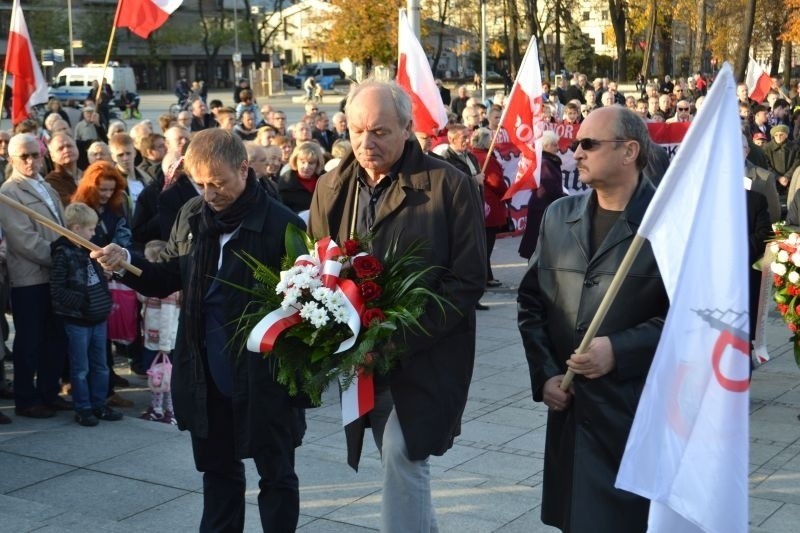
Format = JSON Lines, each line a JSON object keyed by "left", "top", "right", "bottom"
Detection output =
{"left": 563, "top": 26, "right": 594, "bottom": 74}
{"left": 229, "top": 227, "right": 454, "bottom": 405}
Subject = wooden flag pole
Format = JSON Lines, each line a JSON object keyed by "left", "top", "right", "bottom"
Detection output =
{"left": 560, "top": 234, "right": 646, "bottom": 390}
{"left": 0, "top": 194, "right": 142, "bottom": 277}
{"left": 94, "top": 0, "right": 125, "bottom": 110}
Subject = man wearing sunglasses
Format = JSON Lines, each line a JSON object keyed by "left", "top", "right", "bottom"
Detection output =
{"left": 518, "top": 106, "right": 668, "bottom": 533}
{"left": 0, "top": 134, "right": 68, "bottom": 419}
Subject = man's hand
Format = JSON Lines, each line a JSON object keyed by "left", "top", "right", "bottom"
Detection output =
{"left": 474, "top": 172, "right": 485, "bottom": 186}
{"left": 566, "top": 336, "right": 615, "bottom": 379}
{"left": 779, "top": 175, "right": 790, "bottom": 187}
{"left": 543, "top": 375, "right": 573, "bottom": 411}
{"left": 90, "top": 244, "right": 127, "bottom": 273}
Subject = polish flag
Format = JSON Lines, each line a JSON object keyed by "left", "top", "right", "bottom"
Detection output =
{"left": 340, "top": 369, "right": 374, "bottom": 426}
{"left": 4, "top": 0, "right": 49, "bottom": 125}
{"left": 745, "top": 57, "right": 772, "bottom": 103}
{"left": 500, "top": 40, "right": 544, "bottom": 202}
{"left": 396, "top": 10, "right": 448, "bottom": 136}
{"left": 116, "top": 0, "right": 184, "bottom": 39}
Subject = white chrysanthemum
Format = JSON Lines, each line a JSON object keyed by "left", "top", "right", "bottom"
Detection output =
{"left": 275, "top": 278, "right": 289, "bottom": 295}
{"left": 789, "top": 271, "right": 800, "bottom": 284}
{"left": 778, "top": 250, "right": 790, "bottom": 263}
{"left": 789, "top": 233, "right": 800, "bottom": 245}
{"left": 311, "top": 286, "right": 333, "bottom": 302}
{"left": 300, "top": 301, "right": 321, "bottom": 319}
{"left": 309, "top": 307, "right": 329, "bottom": 328}
{"left": 281, "top": 287, "right": 302, "bottom": 309}
{"left": 772, "top": 262, "right": 788, "bottom": 276}
{"left": 792, "top": 253, "right": 800, "bottom": 267}
{"left": 770, "top": 242, "right": 781, "bottom": 254}
{"left": 331, "top": 306, "right": 349, "bottom": 324}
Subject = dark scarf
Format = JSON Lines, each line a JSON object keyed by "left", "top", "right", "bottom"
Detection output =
{"left": 184, "top": 174, "right": 261, "bottom": 359}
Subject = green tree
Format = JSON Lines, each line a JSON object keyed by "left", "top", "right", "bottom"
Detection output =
{"left": 563, "top": 25, "right": 594, "bottom": 74}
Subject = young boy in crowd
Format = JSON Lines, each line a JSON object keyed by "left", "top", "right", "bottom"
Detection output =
{"left": 51, "top": 202, "right": 123, "bottom": 426}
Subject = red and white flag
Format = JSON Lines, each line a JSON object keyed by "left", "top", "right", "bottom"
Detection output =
{"left": 4, "top": 0, "right": 49, "bottom": 125}
{"left": 616, "top": 63, "right": 749, "bottom": 533}
{"left": 116, "top": 0, "right": 183, "bottom": 39}
{"left": 396, "top": 10, "right": 448, "bottom": 136}
{"left": 745, "top": 57, "right": 772, "bottom": 103}
{"left": 500, "top": 40, "right": 544, "bottom": 203}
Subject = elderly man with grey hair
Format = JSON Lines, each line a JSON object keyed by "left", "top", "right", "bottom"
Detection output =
{"left": 309, "top": 79, "right": 486, "bottom": 532}
{"left": 0, "top": 133, "right": 68, "bottom": 419}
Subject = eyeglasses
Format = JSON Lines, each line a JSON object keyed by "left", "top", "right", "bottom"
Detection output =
{"left": 13, "top": 152, "right": 40, "bottom": 161}
{"left": 677, "top": 107, "right": 690, "bottom": 111}
{"left": 570, "top": 138, "right": 627, "bottom": 152}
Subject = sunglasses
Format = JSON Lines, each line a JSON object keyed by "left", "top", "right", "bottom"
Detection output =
{"left": 678, "top": 107, "right": 690, "bottom": 111}
{"left": 13, "top": 152, "right": 40, "bottom": 161}
{"left": 570, "top": 138, "right": 627, "bottom": 152}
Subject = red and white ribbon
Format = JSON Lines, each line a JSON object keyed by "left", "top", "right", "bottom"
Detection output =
{"left": 247, "top": 236, "right": 364, "bottom": 354}
{"left": 341, "top": 368, "right": 375, "bottom": 426}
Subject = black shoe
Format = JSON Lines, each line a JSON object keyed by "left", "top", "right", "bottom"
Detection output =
{"left": 111, "top": 373, "right": 130, "bottom": 388}
{"left": 15, "top": 405, "right": 56, "bottom": 418}
{"left": 74, "top": 410, "right": 99, "bottom": 427}
{"left": 93, "top": 406, "right": 123, "bottom": 421}
{"left": 48, "top": 397, "right": 74, "bottom": 411}
{"left": 129, "top": 363, "right": 147, "bottom": 377}
{"left": 475, "top": 303, "right": 490, "bottom": 311}
{"left": 0, "top": 411, "right": 11, "bottom": 424}
{"left": 0, "top": 387, "right": 13, "bottom": 400}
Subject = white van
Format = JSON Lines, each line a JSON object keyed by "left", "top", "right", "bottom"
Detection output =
{"left": 48, "top": 64, "right": 137, "bottom": 104}
{"left": 293, "top": 62, "right": 345, "bottom": 90}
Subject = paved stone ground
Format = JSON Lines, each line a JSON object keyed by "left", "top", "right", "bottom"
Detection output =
{"left": 0, "top": 235, "right": 799, "bottom": 532}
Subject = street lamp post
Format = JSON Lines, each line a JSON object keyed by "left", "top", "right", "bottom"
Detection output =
{"left": 480, "top": 0, "right": 486, "bottom": 102}
{"left": 233, "top": 0, "right": 241, "bottom": 81}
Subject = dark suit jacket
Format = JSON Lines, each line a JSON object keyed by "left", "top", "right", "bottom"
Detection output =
{"left": 157, "top": 174, "right": 198, "bottom": 240}
{"left": 121, "top": 185, "right": 305, "bottom": 457}
{"left": 312, "top": 129, "right": 335, "bottom": 153}
{"left": 308, "top": 141, "right": 486, "bottom": 468}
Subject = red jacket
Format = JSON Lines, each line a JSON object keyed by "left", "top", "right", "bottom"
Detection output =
{"left": 471, "top": 148, "right": 508, "bottom": 227}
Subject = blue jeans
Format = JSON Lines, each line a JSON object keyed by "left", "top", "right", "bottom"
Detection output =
{"left": 64, "top": 321, "right": 109, "bottom": 411}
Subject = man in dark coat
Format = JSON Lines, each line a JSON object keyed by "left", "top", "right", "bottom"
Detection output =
{"left": 92, "top": 129, "right": 306, "bottom": 532}
{"left": 517, "top": 106, "right": 669, "bottom": 533}
{"left": 308, "top": 80, "right": 486, "bottom": 532}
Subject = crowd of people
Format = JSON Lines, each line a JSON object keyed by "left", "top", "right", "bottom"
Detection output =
{"left": 0, "top": 69, "right": 798, "bottom": 532}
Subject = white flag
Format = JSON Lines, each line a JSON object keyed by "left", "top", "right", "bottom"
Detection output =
{"left": 396, "top": 10, "right": 448, "bottom": 136}
{"left": 615, "top": 63, "right": 749, "bottom": 533}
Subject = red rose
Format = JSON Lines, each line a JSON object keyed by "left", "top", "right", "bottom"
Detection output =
{"left": 361, "top": 307, "right": 386, "bottom": 327}
{"left": 359, "top": 280, "right": 382, "bottom": 301}
{"left": 790, "top": 323, "right": 798, "bottom": 333}
{"left": 778, "top": 303, "right": 789, "bottom": 314}
{"left": 344, "top": 239, "right": 361, "bottom": 256}
{"left": 353, "top": 255, "right": 383, "bottom": 279}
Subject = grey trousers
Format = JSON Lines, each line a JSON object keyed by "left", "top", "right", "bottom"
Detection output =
{"left": 379, "top": 407, "right": 439, "bottom": 532}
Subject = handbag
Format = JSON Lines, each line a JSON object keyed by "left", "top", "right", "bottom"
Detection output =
{"left": 147, "top": 352, "right": 172, "bottom": 394}
{"left": 107, "top": 280, "right": 138, "bottom": 344}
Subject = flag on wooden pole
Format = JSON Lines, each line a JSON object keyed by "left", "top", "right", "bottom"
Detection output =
{"left": 4, "top": 0, "right": 49, "bottom": 125}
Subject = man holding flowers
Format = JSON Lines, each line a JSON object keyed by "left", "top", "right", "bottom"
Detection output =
{"left": 308, "top": 79, "right": 487, "bottom": 531}
{"left": 91, "top": 129, "right": 306, "bottom": 532}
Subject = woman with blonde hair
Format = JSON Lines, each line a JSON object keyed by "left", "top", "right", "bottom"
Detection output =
{"left": 278, "top": 141, "right": 325, "bottom": 213}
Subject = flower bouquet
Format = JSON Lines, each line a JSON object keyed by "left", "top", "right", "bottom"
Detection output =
{"left": 769, "top": 225, "right": 800, "bottom": 366}
{"left": 234, "top": 225, "right": 452, "bottom": 408}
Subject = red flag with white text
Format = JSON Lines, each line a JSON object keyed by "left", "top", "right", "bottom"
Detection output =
{"left": 500, "top": 40, "right": 545, "bottom": 202}
{"left": 396, "top": 10, "right": 448, "bottom": 136}
{"left": 116, "top": 0, "right": 183, "bottom": 39}
{"left": 4, "top": 0, "right": 49, "bottom": 125}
